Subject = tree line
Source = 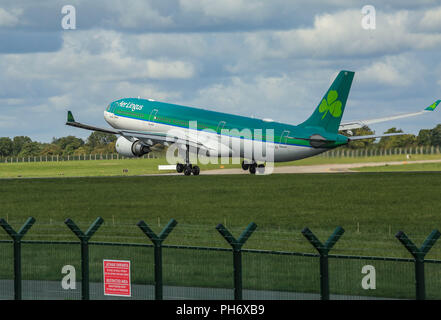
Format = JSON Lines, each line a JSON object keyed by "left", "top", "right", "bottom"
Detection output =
{"left": 344, "top": 124, "right": 441, "bottom": 149}
{"left": 0, "top": 132, "right": 117, "bottom": 158}
{"left": 1, "top": 124, "right": 441, "bottom": 157}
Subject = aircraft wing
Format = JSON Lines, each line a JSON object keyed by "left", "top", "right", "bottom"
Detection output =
{"left": 66, "top": 111, "right": 119, "bottom": 134}
{"left": 66, "top": 111, "right": 216, "bottom": 151}
{"left": 339, "top": 100, "right": 441, "bottom": 131}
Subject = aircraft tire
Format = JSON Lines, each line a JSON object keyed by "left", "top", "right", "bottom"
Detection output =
{"left": 249, "top": 165, "right": 256, "bottom": 174}
{"left": 176, "top": 163, "right": 184, "bottom": 173}
{"left": 192, "top": 166, "right": 200, "bottom": 175}
{"left": 184, "top": 166, "right": 192, "bottom": 176}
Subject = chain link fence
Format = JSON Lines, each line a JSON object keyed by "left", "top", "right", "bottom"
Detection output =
{"left": 0, "top": 153, "right": 163, "bottom": 164}
{"left": 0, "top": 217, "right": 440, "bottom": 300}
{"left": 320, "top": 146, "right": 441, "bottom": 158}
{"left": 1, "top": 146, "right": 441, "bottom": 164}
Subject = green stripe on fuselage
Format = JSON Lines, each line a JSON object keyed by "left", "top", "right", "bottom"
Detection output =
{"left": 110, "top": 98, "right": 348, "bottom": 148}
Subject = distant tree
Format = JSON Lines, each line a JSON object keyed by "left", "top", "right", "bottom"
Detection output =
{"left": 73, "top": 146, "right": 93, "bottom": 156}
{"left": 40, "top": 144, "right": 63, "bottom": 156}
{"left": 52, "top": 136, "right": 84, "bottom": 155}
{"left": 12, "top": 136, "right": 32, "bottom": 156}
{"left": 0, "top": 137, "right": 13, "bottom": 156}
{"left": 417, "top": 129, "right": 432, "bottom": 146}
{"left": 430, "top": 124, "right": 441, "bottom": 147}
{"left": 18, "top": 142, "right": 42, "bottom": 158}
{"left": 378, "top": 128, "right": 416, "bottom": 149}
{"left": 86, "top": 132, "right": 117, "bottom": 149}
{"left": 341, "top": 126, "right": 375, "bottom": 149}
{"left": 92, "top": 141, "right": 116, "bottom": 154}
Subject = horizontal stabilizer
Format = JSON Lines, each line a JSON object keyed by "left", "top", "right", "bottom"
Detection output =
{"left": 348, "top": 132, "right": 408, "bottom": 141}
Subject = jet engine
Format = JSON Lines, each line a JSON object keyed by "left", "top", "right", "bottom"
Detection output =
{"left": 115, "top": 136, "right": 151, "bottom": 157}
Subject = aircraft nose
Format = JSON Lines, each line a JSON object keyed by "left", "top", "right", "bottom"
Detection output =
{"left": 104, "top": 108, "right": 112, "bottom": 124}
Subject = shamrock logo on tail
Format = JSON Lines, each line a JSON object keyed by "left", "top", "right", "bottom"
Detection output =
{"left": 318, "top": 90, "right": 342, "bottom": 120}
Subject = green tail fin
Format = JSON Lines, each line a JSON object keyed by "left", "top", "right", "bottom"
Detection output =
{"left": 299, "top": 70, "right": 354, "bottom": 133}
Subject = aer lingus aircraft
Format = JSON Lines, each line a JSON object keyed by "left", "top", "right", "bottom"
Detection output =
{"left": 66, "top": 70, "right": 440, "bottom": 175}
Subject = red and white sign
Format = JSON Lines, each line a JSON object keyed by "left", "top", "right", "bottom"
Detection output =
{"left": 103, "top": 260, "right": 131, "bottom": 297}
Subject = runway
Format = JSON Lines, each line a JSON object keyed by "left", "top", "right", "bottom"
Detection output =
{"left": 199, "top": 159, "right": 441, "bottom": 175}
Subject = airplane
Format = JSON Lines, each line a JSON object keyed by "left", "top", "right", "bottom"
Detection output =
{"left": 66, "top": 70, "right": 440, "bottom": 175}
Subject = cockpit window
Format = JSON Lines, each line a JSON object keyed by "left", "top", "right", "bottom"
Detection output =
{"left": 106, "top": 104, "right": 111, "bottom": 111}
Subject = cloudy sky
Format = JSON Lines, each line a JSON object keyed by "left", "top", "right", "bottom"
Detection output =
{"left": 0, "top": 0, "right": 440, "bottom": 142}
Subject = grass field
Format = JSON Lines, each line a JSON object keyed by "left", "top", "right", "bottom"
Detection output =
{"left": 1, "top": 153, "right": 441, "bottom": 179}
{"left": 0, "top": 157, "right": 235, "bottom": 178}
{"left": 1, "top": 172, "right": 440, "bottom": 259}
{"left": 0, "top": 171, "right": 440, "bottom": 299}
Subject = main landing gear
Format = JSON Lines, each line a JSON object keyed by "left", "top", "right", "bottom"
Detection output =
{"left": 176, "top": 144, "right": 200, "bottom": 176}
{"left": 176, "top": 163, "right": 200, "bottom": 176}
{"left": 241, "top": 160, "right": 265, "bottom": 175}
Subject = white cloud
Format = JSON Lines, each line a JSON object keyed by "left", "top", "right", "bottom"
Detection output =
{"left": 1, "top": 2, "right": 441, "bottom": 141}
{"left": 146, "top": 60, "right": 195, "bottom": 79}
{"left": 262, "top": 9, "right": 441, "bottom": 58}
{"left": 179, "top": 0, "right": 266, "bottom": 20}
{"left": 105, "top": 1, "right": 174, "bottom": 29}
{"left": 1, "top": 30, "right": 195, "bottom": 82}
{"left": 0, "top": 7, "right": 21, "bottom": 27}
{"left": 114, "top": 81, "right": 181, "bottom": 101}
{"left": 187, "top": 74, "right": 314, "bottom": 123}
{"left": 419, "top": 6, "right": 441, "bottom": 31}
{"left": 358, "top": 54, "right": 424, "bottom": 87}
{"left": 135, "top": 33, "right": 209, "bottom": 59}
{"left": 0, "top": 115, "right": 17, "bottom": 128}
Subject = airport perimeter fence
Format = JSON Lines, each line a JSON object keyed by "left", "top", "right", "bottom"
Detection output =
{"left": 1, "top": 146, "right": 441, "bottom": 164}
{"left": 0, "top": 217, "right": 440, "bottom": 300}
{"left": 0, "top": 152, "right": 162, "bottom": 164}
{"left": 320, "top": 146, "right": 441, "bottom": 158}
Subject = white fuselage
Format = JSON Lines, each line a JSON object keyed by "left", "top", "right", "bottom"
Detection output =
{"left": 104, "top": 110, "right": 327, "bottom": 162}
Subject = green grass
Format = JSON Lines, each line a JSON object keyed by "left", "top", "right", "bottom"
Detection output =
{"left": 0, "top": 158, "right": 240, "bottom": 178}
{"left": 1, "top": 172, "right": 440, "bottom": 299}
{"left": 1, "top": 153, "right": 441, "bottom": 179}
{"left": 1, "top": 173, "right": 440, "bottom": 257}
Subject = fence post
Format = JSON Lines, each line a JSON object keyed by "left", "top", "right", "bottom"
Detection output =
{"left": 65, "top": 217, "right": 104, "bottom": 300}
{"left": 216, "top": 222, "right": 257, "bottom": 300}
{"left": 0, "top": 217, "right": 36, "bottom": 300}
{"left": 301, "top": 226, "right": 345, "bottom": 300}
{"left": 137, "top": 219, "right": 178, "bottom": 300}
{"left": 395, "top": 230, "right": 440, "bottom": 300}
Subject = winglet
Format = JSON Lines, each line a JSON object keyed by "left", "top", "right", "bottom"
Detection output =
{"left": 67, "top": 111, "right": 75, "bottom": 123}
{"left": 425, "top": 100, "right": 441, "bottom": 111}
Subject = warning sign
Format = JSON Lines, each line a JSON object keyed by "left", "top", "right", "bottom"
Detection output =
{"left": 103, "top": 260, "right": 131, "bottom": 297}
